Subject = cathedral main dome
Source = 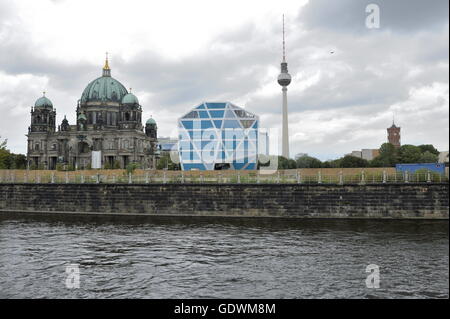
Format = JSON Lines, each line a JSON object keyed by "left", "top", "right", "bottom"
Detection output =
{"left": 80, "top": 57, "right": 128, "bottom": 104}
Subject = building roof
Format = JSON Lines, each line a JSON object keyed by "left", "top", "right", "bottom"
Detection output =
{"left": 179, "top": 102, "right": 258, "bottom": 130}
{"left": 80, "top": 60, "right": 128, "bottom": 104}
{"left": 34, "top": 95, "right": 53, "bottom": 108}
{"left": 146, "top": 117, "right": 156, "bottom": 125}
{"left": 122, "top": 92, "right": 139, "bottom": 105}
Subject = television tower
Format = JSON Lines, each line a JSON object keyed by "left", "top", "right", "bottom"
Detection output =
{"left": 277, "top": 14, "right": 291, "bottom": 158}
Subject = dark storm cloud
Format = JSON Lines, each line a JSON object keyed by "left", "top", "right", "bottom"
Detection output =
{"left": 299, "top": 0, "right": 449, "bottom": 33}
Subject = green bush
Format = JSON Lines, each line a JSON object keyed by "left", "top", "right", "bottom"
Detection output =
{"left": 56, "top": 163, "right": 64, "bottom": 171}
{"left": 113, "top": 160, "right": 121, "bottom": 169}
{"left": 126, "top": 162, "right": 140, "bottom": 175}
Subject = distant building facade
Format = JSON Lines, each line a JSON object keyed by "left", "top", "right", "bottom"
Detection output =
{"left": 439, "top": 151, "right": 449, "bottom": 164}
{"left": 349, "top": 151, "right": 362, "bottom": 158}
{"left": 178, "top": 102, "right": 258, "bottom": 170}
{"left": 346, "top": 149, "right": 379, "bottom": 161}
{"left": 27, "top": 58, "right": 159, "bottom": 170}
{"left": 362, "top": 149, "right": 380, "bottom": 161}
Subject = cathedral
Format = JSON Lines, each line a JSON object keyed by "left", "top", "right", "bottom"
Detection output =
{"left": 26, "top": 56, "right": 159, "bottom": 170}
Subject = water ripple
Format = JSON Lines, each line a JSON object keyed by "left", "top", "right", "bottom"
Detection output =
{"left": 0, "top": 215, "right": 448, "bottom": 299}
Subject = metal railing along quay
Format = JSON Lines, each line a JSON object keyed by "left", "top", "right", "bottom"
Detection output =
{"left": 0, "top": 169, "right": 448, "bottom": 185}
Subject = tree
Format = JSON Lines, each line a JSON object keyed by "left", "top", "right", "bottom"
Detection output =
{"left": 418, "top": 144, "right": 439, "bottom": 156}
{"left": 277, "top": 156, "right": 297, "bottom": 169}
{"left": 377, "top": 143, "right": 399, "bottom": 166}
{"left": 126, "top": 162, "right": 140, "bottom": 174}
{"left": 399, "top": 145, "right": 422, "bottom": 163}
{"left": 157, "top": 153, "right": 180, "bottom": 170}
{"left": 339, "top": 155, "right": 369, "bottom": 168}
{"left": 327, "top": 158, "right": 342, "bottom": 168}
{"left": 296, "top": 155, "right": 322, "bottom": 168}
{"left": 12, "top": 154, "right": 26, "bottom": 169}
{"left": 0, "top": 148, "right": 10, "bottom": 169}
{"left": 419, "top": 151, "right": 438, "bottom": 163}
{"left": 0, "top": 136, "right": 6, "bottom": 150}
{"left": 113, "top": 160, "right": 121, "bottom": 169}
{"left": 321, "top": 161, "right": 331, "bottom": 168}
{"left": 369, "top": 156, "right": 391, "bottom": 167}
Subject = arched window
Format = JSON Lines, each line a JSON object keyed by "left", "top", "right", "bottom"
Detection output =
{"left": 125, "top": 112, "right": 130, "bottom": 121}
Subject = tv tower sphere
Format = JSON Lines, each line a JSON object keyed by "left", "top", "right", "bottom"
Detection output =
{"left": 278, "top": 71, "right": 291, "bottom": 86}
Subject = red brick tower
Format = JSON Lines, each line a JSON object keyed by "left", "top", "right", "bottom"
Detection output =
{"left": 387, "top": 122, "right": 401, "bottom": 148}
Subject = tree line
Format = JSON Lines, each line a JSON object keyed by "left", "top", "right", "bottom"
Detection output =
{"left": 0, "top": 135, "right": 442, "bottom": 170}
{"left": 268, "top": 143, "right": 442, "bottom": 169}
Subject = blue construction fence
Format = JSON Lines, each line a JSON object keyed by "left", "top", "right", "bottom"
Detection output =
{"left": 396, "top": 163, "right": 446, "bottom": 175}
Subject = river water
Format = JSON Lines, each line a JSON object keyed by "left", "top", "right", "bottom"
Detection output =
{"left": 0, "top": 214, "right": 448, "bottom": 299}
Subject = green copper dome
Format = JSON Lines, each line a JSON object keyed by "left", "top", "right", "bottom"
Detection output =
{"left": 122, "top": 92, "right": 139, "bottom": 105}
{"left": 146, "top": 118, "right": 156, "bottom": 125}
{"left": 35, "top": 95, "right": 53, "bottom": 108}
{"left": 80, "top": 59, "right": 128, "bottom": 104}
{"left": 81, "top": 76, "right": 128, "bottom": 104}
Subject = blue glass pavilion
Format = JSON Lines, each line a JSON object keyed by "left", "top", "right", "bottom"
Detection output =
{"left": 178, "top": 102, "right": 259, "bottom": 170}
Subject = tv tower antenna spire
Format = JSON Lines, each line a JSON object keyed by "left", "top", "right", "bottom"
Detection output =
{"left": 282, "top": 14, "right": 286, "bottom": 62}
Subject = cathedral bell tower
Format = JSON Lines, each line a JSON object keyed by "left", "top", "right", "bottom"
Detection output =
{"left": 145, "top": 117, "right": 157, "bottom": 139}
{"left": 29, "top": 92, "right": 56, "bottom": 133}
{"left": 119, "top": 88, "right": 143, "bottom": 130}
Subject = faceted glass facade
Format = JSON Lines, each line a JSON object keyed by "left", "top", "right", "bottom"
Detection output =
{"left": 178, "top": 102, "right": 258, "bottom": 170}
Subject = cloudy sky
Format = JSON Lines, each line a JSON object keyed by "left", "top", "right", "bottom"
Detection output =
{"left": 0, "top": 0, "right": 448, "bottom": 160}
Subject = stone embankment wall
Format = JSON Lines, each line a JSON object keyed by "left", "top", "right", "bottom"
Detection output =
{"left": 0, "top": 183, "right": 448, "bottom": 219}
